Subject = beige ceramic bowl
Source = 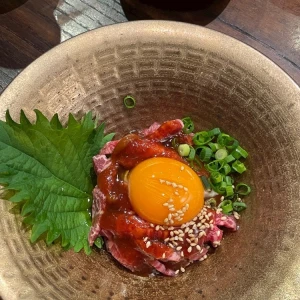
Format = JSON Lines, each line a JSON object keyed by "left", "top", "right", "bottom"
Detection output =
{"left": 0, "top": 21, "right": 299, "bottom": 300}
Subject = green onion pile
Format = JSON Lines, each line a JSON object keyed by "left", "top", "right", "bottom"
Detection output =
{"left": 176, "top": 117, "right": 251, "bottom": 215}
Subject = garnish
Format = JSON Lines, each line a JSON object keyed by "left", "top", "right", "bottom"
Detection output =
{"left": 123, "top": 95, "right": 136, "bottom": 108}
{"left": 0, "top": 110, "right": 114, "bottom": 254}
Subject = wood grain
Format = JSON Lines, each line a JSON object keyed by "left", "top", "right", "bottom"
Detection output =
{"left": 0, "top": 0, "right": 299, "bottom": 94}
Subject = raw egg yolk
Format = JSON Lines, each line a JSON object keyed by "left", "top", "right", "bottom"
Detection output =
{"left": 128, "top": 157, "right": 204, "bottom": 226}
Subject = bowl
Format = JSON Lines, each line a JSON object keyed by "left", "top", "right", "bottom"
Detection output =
{"left": 0, "top": 21, "right": 299, "bottom": 300}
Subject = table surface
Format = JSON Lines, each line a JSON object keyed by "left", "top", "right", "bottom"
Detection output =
{"left": 0, "top": 0, "right": 299, "bottom": 94}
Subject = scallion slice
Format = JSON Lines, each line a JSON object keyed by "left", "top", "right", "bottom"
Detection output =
{"left": 193, "top": 131, "right": 212, "bottom": 146}
{"left": 208, "top": 142, "right": 220, "bottom": 152}
{"left": 223, "top": 154, "right": 235, "bottom": 164}
{"left": 219, "top": 200, "right": 233, "bottom": 214}
{"left": 233, "top": 201, "right": 247, "bottom": 212}
{"left": 231, "top": 145, "right": 249, "bottom": 159}
{"left": 188, "top": 146, "right": 196, "bottom": 160}
{"left": 182, "top": 117, "right": 194, "bottom": 134}
{"left": 178, "top": 144, "right": 190, "bottom": 156}
{"left": 215, "top": 149, "right": 228, "bottom": 160}
{"left": 210, "top": 171, "right": 223, "bottom": 184}
{"left": 200, "top": 175, "right": 211, "bottom": 190}
{"left": 207, "top": 128, "right": 221, "bottom": 137}
{"left": 206, "top": 198, "right": 217, "bottom": 207}
{"left": 232, "top": 160, "right": 247, "bottom": 174}
{"left": 220, "top": 164, "right": 231, "bottom": 175}
{"left": 205, "top": 160, "right": 223, "bottom": 172}
{"left": 225, "top": 185, "right": 234, "bottom": 196}
{"left": 123, "top": 95, "right": 136, "bottom": 108}
{"left": 236, "top": 183, "right": 251, "bottom": 195}
{"left": 197, "top": 146, "right": 213, "bottom": 162}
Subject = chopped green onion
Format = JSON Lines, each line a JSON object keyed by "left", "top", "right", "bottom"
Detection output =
{"left": 217, "top": 133, "right": 231, "bottom": 146}
{"left": 220, "top": 164, "right": 231, "bottom": 175}
{"left": 196, "top": 146, "right": 213, "bottom": 162}
{"left": 171, "top": 137, "right": 179, "bottom": 149}
{"left": 206, "top": 198, "right": 217, "bottom": 207}
{"left": 236, "top": 183, "right": 251, "bottom": 195}
{"left": 214, "top": 181, "right": 227, "bottom": 194}
{"left": 178, "top": 144, "right": 190, "bottom": 156}
{"left": 219, "top": 200, "right": 233, "bottom": 214}
{"left": 226, "top": 139, "right": 239, "bottom": 150}
{"left": 208, "top": 142, "right": 220, "bottom": 152}
{"left": 224, "top": 176, "right": 233, "bottom": 185}
{"left": 200, "top": 175, "right": 211, "bottom": 190}
{"left": 193, "top": 131, "right": 212, "bottom": 146}
{"left": 205, "top": 160, "right": 223, "bottom": 172}
{"left": 188, "top": 146, "right": 196, "bottom": 160}
{"left": 182, "top": 117, "right": 194, "bottom": 134}
{"left": 215, "top": 149, "right": 228, "bottom": 160}
{"left": 123, "top": 95, "right": 136, "bottom": 108}
{"left": 233, "top": 201, "right": 247, "bottom": 212}
{"left": 207, "top": 128, "right": 221, "bottom": 137}
{"left": 231, "top": 145, "right": 249, "bottom": 159}
{"left": 225, "top": 185, "right": 234, "bottom": 196}
{"left": 223, "top": 154, "right": 235, "bottom": 164}
{"left": 210, "top": 171, "right": 223, "bottom": 184}
{"left": 232, "top": 160, "right": 247, "bottom": 174}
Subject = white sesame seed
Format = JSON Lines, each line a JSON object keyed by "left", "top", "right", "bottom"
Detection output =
{"left": 178, "top": 237, "right": 184, "bottom": 242}
{"left": 221, "top": 216, "right": 227, "bottom": 221}
{"left": 170, "top": 231, "right": 174, "bottom": 237}
{"left": 178, "top": 185, "right": 183, "bottom": 189}
{"left": 179, "top": 233, "right": 185, "bottom": 238}
{"left": 180, "top": 267, "right": 185, "bottom": 273}
{"left": 168, "top": 213, "right": 172, "bottom": 220}
{"left": 170, "top": 220, "right": 174, "bottom": 224}
{"left": 168, "top": 198, "right": 174, "bottom": 203}
{"left": 188, "top": 229, "right": 194, "bottom": 234}
{"left": 176, "top": 246, "right": 182, "bottom": 251}
{"left": 196, "top": 245, "right": 201, "bottom": 251}
{"left": 177, "top": 210, "right": 183, "bottom": 214}
{"left": 163, "top": 203, "right": 169, "bottom": 207}
{"left": 175, "top": 191, "right": 179, "bottom": 196}
{"left": 164, "top": 238, "right": 170, "bottom": 242}
{"left": 168, "top": 204, "right": 174, "bottom": 208}
{"left": 191, "top": 243, "right": 197, "bottom": 247}
{"left": 150, "top": 223, "right": 154, "bottom": 227}
{"left": 233, "top": 211, "right": 240, "bottom": 219}
{"left": 162, "top": 253, "right": 166, "bottom": 259}
{"left": 185, "top": 227, "right": 190, "bottom": 233}
{"left": 143, "top": 237, "right": 148, "bottom": 242}
{"left": 169, "top": 208, "right": 176, "bottom": 212}
{"left": 172, "top": 182, "right": 177, "bottom": 188}
{"left": 166, "top": 181, "right": 171, "bottom": 185}
{"left": 217, "top": 230, "right": 221, "bottom": 236}
{"left": 174, "top": 236, "right": 179, "bottom": 241}
{"left": 155, "top": 225, "right": 160, "bottom": 231}
{"left": 186, "top": 238, "right": 191, "bottom": 243}
{"left": 168, "top": 226, "right": 174, "bottom": 230}
{"left": 181, "top": 224, "right": 186, "bottom": 229}
{"left": 159, "top": 179, "right": 165, "bottom": 184}
{"left": 205, "top": 215, "right": 210, "bottom": 220}
{"left": 180, "top": 166, "right": 184, "bottom": 171}
{"left": 146, "top": 241, "right": 151, "bottom": 248}
{"left": 220, "top": 196, "right": 224, "bottom": 201}
{"left": 205, "top": 223, "right": 210, "bottom": 228}
{"left": 200, "top": 225, "right": 206, "bottom": 230}
{"left": 172, "top": 241, "right": 178, "bottom": 246}
{"left": 198, "top": 231, "right": 205, "bottom": 237}
{"left": 181, "top": 251, "right": 184, "bottom": 257}
{"left": 208, "top": 212, "right": 213, "bottom": 217}
{"left": 182, "top": 207, "right": 187, "bottom": 213}
{"left": 168, "top": 243, "right": 174, "bottom": 248}
{"left": 201, "top": 219, "right": 206, "bottom": 224}
{"left": 183, "top": 187, "right": 188, "bottom": 191}
{"left": 185, "top": 204, "right": 190, "bottom": 209}
{"left": 164, "top": 218, "right": 169, "bottom": 223}
{"left": 175, "top": 270, "right": 180, "bottom": 275}
{"left": 187, "top": 246, "right": 192, "bottom": 253}
{"left": 193, "top": 217, "right": 197, "bottom": 221}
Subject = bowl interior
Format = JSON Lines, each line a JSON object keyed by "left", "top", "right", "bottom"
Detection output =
{"left": 0, "top": 21, "right": 299, "bottom": 300}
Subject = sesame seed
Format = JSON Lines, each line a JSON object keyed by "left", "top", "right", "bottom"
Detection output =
{"left": 181, "top": 251, "right": 184, "bottom": 257}
{"left": 175, "top": 191, "right": 179, "bottom": 196}
{"left": 169, "top": 208, "right": 176, "bottom": 212}
{"left": 164, "top": 218, "right": 169, "bottom": 223}
{"left": 170, "top": 220, "right": 174, "bottom": 224}
{"left": 178, "top": 185, "right": 183, "bottom": 189}
{"left": 170, "top": 231, "right": 174, "bottom": 237}
{"left": 178, "top": 237, "right": 184, "bottom": 242}
{"left": 183, "top": 187, "right": 188, "bottom": 191}
{"left": 168, "top": 213, "right": 172, "bottom": 220}
{"left": 146, "top": 241, "right": 151, "bottom": 248}
{"left": 194, "top": 238, "right": 199, "bottom": 243}
{"left": 209, "top": 219, "right": 214, "bottom": 224}
{"left": 168, "top": 204, "right": 174, "bottom": 208}
{"left": 237, "top": 197, "right": 242, "bottom": 201}
{"left": 186, "top": 238, "right": 191, "bottom": 244}
{"left": 181, "top": 224, "right": 186, "bottom": 229}
{"left": 166, "top": 181, "right": 171, "bottom": 185}
{"left": 198, "top": 215, "right": 203, "bottom": 220}
{"left": 168, "top": 226, "right": 174, "bottom": 230}
{"left": 155, "top": 225, "right": 160, "bottom": 231}
{"left": 185, "top": 227, "right": 190, "bottom": 233}
{"left": 180, "top": 267, "right": 185, "bottom": 273}
{"left": 200, "top": 225, "right": 206, "bottom": 230}
{"left": 205, "top": 215, "right": 210, "bottom": 220}
{"left": 150, "top": 223, "right": 155, "bottom": 227}
{"left": 159, "top": 179, "right": 165, "bottom": 184}
{"left": 175, "top": 270, "right": 180, "bottom": 275}
{"left": 221, "top": 216, "right": 227, "bottom": 221}
{"left": 174, "top": 236, "right": 179, "bottom": 241}
{"left": 205, "top": 223, "right": 210, "bottom": 228}
{"left": 160, "top": 226, "right": 165, "bottom": 230}
{"left": 193, "top": 217, "right": 197, "bottom": 221}
{"left": 174, "top": 230, "right": 179, "bottom": 235}
{"left": 198, "top": 231, "right": 205, "bottom": 237}
{"left": 179, "top": 233, "right": 185, "bottom": 238}
{"left": 208, "top": 212, "right": 213, "bottom": 217}
{"left": 162, "top": 253, "right": 166, "bottom": 259}
{"left": 168, "top": 198, "right": 174, "bottom": 203}
{"left": 188, "top": 229, "right": 194, "bottom": 234}
{"left": 191, "top": 243, "right": 197, "bottom": 247}
{"left": 172, "top": 182, "right": 177, "bottom": 188}
{"left": 180, "top": 166, "right": 184, "bottom": 171}
{"left": 182, "top": 207, "right": 187, "bottom": 213}
{"left": 233, "top": 211, "right": 240, "bottom": 219}
{"left": 217, "top": 230, "right": 221, "bottom": 236}
{"left": 192, "top": 224, "right": 197, "bottom": 230}
{"left": 163, "top": 203, "right": 169, "bottom": 207}
{"left": 143, "top": 237, "right": 148, "bottom": 242}
{"left": 172, "top": 241, "right": 178, "bottom": 246}
{"left": 164, "top": 238, "right": 170, "bottom": 242}
{"left": 201, "top": 219, "right": 206, "bottom": 224}
{"left": 220, "top": 196, "right": 224, "bottom": 201}
{"left": 168, "top": 243, "right": 174, "bottom": 248}
{"left": 185, "top": 204, "right": 190, "bottom": 209}
{"left": 196, "top": 245, "right": 201, "bottom": 251}
{"left": 187, "top": 247, "right": 192, "bottom": 253}
{"left": 177, "top": 210, "right": 183, "bottom": 214}
{"left": 176, "top": 246, "right": 182, "bottom": 251}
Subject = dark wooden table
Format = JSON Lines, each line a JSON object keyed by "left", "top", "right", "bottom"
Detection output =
{"left": 0, "top": 0, "right": 299, "bottom": 94}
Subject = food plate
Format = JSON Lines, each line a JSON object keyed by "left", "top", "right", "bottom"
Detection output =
{"left": 0, "top": 21, "right": 299, "bottom": 300}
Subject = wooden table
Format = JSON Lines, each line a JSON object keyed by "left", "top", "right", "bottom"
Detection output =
{"left": 0, "top": 0, "right": 299, "bottom": 94}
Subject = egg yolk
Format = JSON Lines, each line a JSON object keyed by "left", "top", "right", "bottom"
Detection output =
{"left": 128, "top": 157, "right": 204, "bottom": 226}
